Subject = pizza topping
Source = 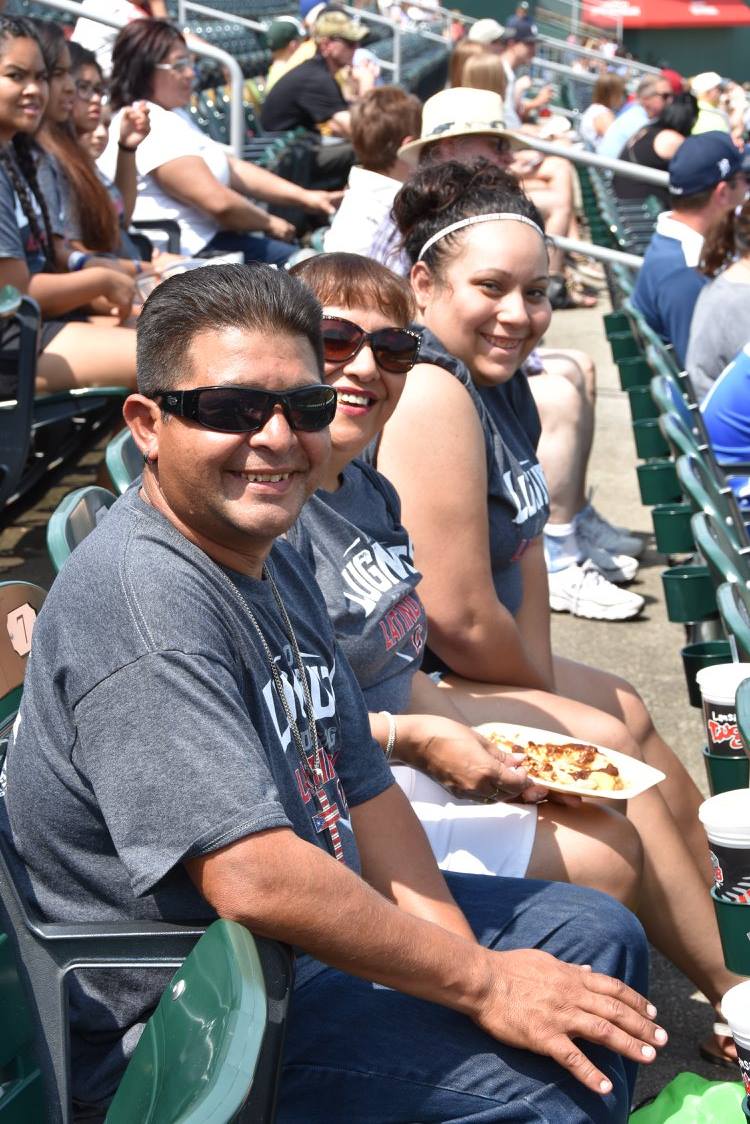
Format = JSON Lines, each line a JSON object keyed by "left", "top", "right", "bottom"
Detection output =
{"left": 488, "top": 732, "right": 625, "bottom": 792}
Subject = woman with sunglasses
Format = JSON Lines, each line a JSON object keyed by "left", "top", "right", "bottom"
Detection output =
{"left": 371, "top": 162, "right": 741, "bottom": 1063}
{"left": 102, "top": 19, "right": 341, "bottom": 265}
{"left": 286, "top": 252, "right": 651, "bottom": 907}
{"left": 0, "top": 15, "right": 140, "bottom": 394}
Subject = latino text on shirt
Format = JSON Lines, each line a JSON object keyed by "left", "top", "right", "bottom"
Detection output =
{"left": 98, "top": 102, "right": 232, "bottom": 256}
{"left": 0, "top": 485, "right": 392, "bottom": 1107}
{"left": 288, "top": 459, "right": 428, "bottom": 713}
{"left": 260, "top": 54, "right": 348, "bottom": 133}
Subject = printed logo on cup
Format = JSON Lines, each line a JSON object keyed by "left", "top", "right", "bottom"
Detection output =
{"left": 704, "top": 704, "right": 744, "bottom": 755}
{"left": 740, "top": 1051, "right": 750, "bottom": 1095}
{"left": 709, "top": 846, "right": 750, "bottom": 903}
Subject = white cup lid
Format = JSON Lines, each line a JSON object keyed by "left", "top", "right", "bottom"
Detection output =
{"left": 721, "top": 980, "right": 750, "bottom": 1040}
{"left": 698, "top": 789, "right": 750, "bottom": 839}
{"left": 696, "top": 663, "right": 750, "bottom": 705}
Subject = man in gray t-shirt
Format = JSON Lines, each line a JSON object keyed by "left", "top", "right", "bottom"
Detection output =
{"left": 1, "top": 265, "right": 662, "bottom": 1121}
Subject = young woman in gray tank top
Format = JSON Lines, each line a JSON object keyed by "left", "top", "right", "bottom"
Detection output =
{"left": 375, "top": 162, "right": 739, "bottom": 1062}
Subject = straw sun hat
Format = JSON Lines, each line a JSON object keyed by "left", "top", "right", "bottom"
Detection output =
{"left": 397, "top": 88, "right": 526, "bottom": 164}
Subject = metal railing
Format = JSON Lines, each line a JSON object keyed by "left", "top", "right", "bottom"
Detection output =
{"left": 177, "top": 0, "right": 266, "bottom": 34}
{"left": 548, "top": 233, "right": 643, "bottom": 268}
{"left": 536, "top": 34, "right": 661, "bottom": 78}
{"left": 512, "top": 133, "right": 670, "bottom": 186}
{"left": 342, "top": 5, "right": 401, "bottom": 83}
{"left": 28, "top": 0, "right": 247, "bottom": 154}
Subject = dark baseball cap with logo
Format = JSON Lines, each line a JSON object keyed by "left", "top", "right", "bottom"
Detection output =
{"left": 669, "top": 131, "right": 743, "bottom": 196}
{"left": 502, "top": 15, "right": 538, "bottom": 42}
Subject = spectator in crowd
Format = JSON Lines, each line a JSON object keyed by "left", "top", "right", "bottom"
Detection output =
{"left": 72, "top": 0, "right": 169, "bottom": 75}
{"left": 448, "top": 36, "right": 485, "bottom": 87}
{"left": 324, "top": 85, "right": 421, "bottom": 266}
{"left": 612, "top": 91, "right": 698, "bottom": 210}
{"left": 598, "top": 74, "right": 675, "bottom": 159}
{"left": 497, "top": 17, "right": 553, "bottom": 127}
{"left": 103, "top": 19, "right": 341, "bottom": 263}
{"left": 0, "top": 15, "right": 138, "bottom": 395}
{"left": 632, "top": 131, "right": 746, "bottom": 366}
{"left": 459, "top": 50, "right": 507, "bottom": 98}
{"left": 1, "top": 261, "right": 664, "bottom": 1123}
{"left": 687, "top": 197, "right": 750, "bottom": 400}
{"left": 370, "top": 163, "right": 742, "bottom": 1061}
{"left": 261, "top": 10, "right": 372, "bottom": 141}
{"left": 403, "top": 87, "right": 594, "bottom": 309}
{"left": 31, "top": 20, "right": 164, "bottom": 278}
{"left": 466, "top": 17, "right": 505, "bottom": 53}
{"left": 701, "top": 342, "right": 750, "bottom": 505}
{"left": 399, "top": 90, "right": 639, "bottom": 582}
{"left": 264, "top": 16, "right": 305, "bottom": 91}
{"left": 578, "top": 73, "right": 626, "bottom": 150}
{"left": 690, "top": 71, "right": 731, "bottom": 135}
{"left": 289, "top": 251, "right": 741, "bottom": 1031}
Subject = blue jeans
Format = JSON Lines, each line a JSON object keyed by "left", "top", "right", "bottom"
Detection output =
{"left": 279, "top": 874, "right": 648, "bottom": 1123}
{"left": 199, "top": 228, "right": 296, "bottom": 266}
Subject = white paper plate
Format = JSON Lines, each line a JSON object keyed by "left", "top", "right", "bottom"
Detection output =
{"left": 474, "top": 722, "right": 666, "bottom": 800}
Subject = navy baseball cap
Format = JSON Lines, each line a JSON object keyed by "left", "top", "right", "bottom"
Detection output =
{"left": 502, "top": 16, "right": 538, "bottom": 42}
{"left": 669, "top": 131, "right": 743, "bottom": 196}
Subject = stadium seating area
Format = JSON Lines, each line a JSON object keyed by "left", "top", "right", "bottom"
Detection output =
{"left": 2, "top": 3, "right": 750, "bottom": 1121}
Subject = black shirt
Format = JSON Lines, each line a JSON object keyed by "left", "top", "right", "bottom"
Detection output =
{"left": 261, "top": 54, "right": 348, "bottom": 132}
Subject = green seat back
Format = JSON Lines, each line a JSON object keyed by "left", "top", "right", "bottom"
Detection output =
{"left": 690, "top": 511, "right": 750, "bottom": 589}
{"left": 46, "top": 486, "right": 116, "bottom": 574}
{"left": 676, "top": 454, "right": 748, "bottom": 548}
{"left": 105, "top": 429, "right": 141, "bottom": 495}
{"left": 717, "top": 581, "right": 750, "bottom": 661}
{"left": 660, "top": 412, "right": 704, "bottom": 462}
{"left": 105, "top": 920, "right": 268, "bottom": 1124}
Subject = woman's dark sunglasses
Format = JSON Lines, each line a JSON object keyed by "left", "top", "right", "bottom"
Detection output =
{"left": 321, "top": 316, "right": 420, "bottom": 375}
{"left": 156, "top": 384, "right": 337, "bottom": 433}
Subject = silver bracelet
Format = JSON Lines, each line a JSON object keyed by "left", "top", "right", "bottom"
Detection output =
{"left": 380, "top": 710, "right": 397, "bottom": 761}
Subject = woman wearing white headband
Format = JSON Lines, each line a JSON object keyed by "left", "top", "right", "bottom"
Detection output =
{"left": 372, "top": 159, "right": 741, "bottom": 1066}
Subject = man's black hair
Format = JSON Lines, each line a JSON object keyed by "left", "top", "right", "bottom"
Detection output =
{"left": 136, "top": 263, "right": 324, "bottom": 398}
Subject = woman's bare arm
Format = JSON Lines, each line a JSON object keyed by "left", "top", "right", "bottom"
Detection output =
{"left": 376, "top": 363, "right": 551, "bottom": 690}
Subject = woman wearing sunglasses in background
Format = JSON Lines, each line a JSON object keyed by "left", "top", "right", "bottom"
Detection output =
{"left": 0, "top": 15, "right": 139, "bottom": 394}
{"left": 369, "top": 165, "right": 742, "bottom": 1063}
{"left": 101, "top": 19, "right": 341, "bottom": 265}
{"left": 288, "top": 252, "right": 646, "bottom": 905}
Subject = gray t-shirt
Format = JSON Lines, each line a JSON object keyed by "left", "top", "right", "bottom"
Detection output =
{"left": 288, "top": 459, "right": 427, "bottom": 713}
{"left": 0, "top": 485, "right": 392, "bottom": 1107}
{"left": 686, "top": 273, "right": 750, "bottom": 402}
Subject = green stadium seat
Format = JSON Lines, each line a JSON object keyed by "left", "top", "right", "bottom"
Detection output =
{"left": 46, "top": 486, "right": 117, "bottom": 574}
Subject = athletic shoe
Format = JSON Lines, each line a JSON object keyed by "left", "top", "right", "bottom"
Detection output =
{"left": 575, "top": 503, "right": 644, "bottom": 559}
{"left": 585, "top": 545, "right": 639, "bottom": 584}
{"left": 548, "top": 560, "right": 645, "bottom": 620}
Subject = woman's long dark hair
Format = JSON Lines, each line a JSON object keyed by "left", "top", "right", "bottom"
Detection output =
{"left": 655, "top": 90, "right": 698, "bottom": 136}
{"left": 32, "top": 18, "right": 119, "bottom": 254}
{"left": 0, "top": 16, "right": 56, "bottom": 271}
{"left": 110, "top": 19, "right": 186, "bottom": 110}
{"left": 701, "top": 198, "right": 750, "bottom": 278}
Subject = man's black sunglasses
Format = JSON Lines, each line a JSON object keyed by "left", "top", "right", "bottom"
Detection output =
{"left": 321, "top": 316, "right": 421, "bottom": 375}
{"left": 156, "top": 384, "right": 337, "bottom": 433}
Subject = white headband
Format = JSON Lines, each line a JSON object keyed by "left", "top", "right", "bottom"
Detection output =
{"left": 417, "top": 212, "right": 545, "bottom": 262}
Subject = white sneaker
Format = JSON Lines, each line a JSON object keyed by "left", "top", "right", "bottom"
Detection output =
{"left": 575, "top": 504, "right": 644, "bottom": 559}
{"left": 584, "top": 545, "right": 639, "bottom": 584}
{"left": 548, "top": 560, "right": 645, "bottom": 620}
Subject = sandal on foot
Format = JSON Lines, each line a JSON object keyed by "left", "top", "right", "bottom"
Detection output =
{"left": 698, "top": 1021, "right": 739, "bottom": 1069}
